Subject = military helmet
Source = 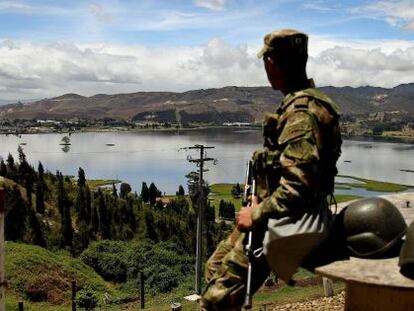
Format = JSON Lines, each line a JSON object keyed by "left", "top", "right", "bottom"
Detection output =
{"left": 399, "top": 221, "right": 414, "bottom": 279}
{"left": 342, "top": 197, "right": 407, "bottom": 258}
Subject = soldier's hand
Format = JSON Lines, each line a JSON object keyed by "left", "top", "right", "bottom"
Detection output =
{"left": 237, "top": 207, "right": 253, "bottom": 231}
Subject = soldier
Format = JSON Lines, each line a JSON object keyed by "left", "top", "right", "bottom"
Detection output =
{"left": 200, "top": 29, "right": 342, "bottom": 310}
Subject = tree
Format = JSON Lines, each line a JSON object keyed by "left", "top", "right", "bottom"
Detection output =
{"left": 231, "top": 183, "right": 242, "bottom": 198}
{"left": 120, "top": 183, "right": 132, "bottom": 198}
{"left": 176, "top": 185, "right": 185, "bottom": 196}
{"left": 57, "top": 172, "right": 73, "bottom": 251}
{"left": 85, "top": 185, "right": 92, "bottom": 225}
{"left": 38, "top": 161, "right": 44, "bottom": 180}
{"left": 5, "top": 185, "right": 27, "bottom": 241}
{"left": 90, "top": 200, "right": 99, "bottom": 235}
{"left": 28, "top": 208, "right": 46, "bottom": 247}
{"left": 17, "top": 145, "right": 26, "bottom": 164}
{"left": 140, "top": 182, "right": 149, "bottom": 203}
{"left": 6, "top": 153, "right": 14, "bottom": 171}
{"left": 97, "top": 189, "right": 110, "bottom": 239}
{"left": 0, "top": 159, "right": 6, "bottom": 177}
{"left": 78, "top": 167, "right": 86, "bottom": 187}
{"left": 35, "top": 162, "right": 46, "bottom": 214}
{"left": 149, "top": 182, "right": 158, "bottom": 205}
{"left": 35, "top": 180, "right": 45, "bottom": 214}
{"left": 112, "top": 184, "right": 117, "bottom": 197}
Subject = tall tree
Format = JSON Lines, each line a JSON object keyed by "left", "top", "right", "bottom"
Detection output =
{"left": 35, "top": 161, "right": 46, "bottom": 214}
{"left": 120, "top": 183, "right": 132, "bottom": 198}
{"left": 177, "top": 185, "right": 185, "bottom": 196}
{"left": 112, "top": 184, "right": 117, "bottom": 197}
{"left": 140, "top": 182, "right": 149, "bottom": 203}
{"left": 149, "top": 182, "right": 158, "bottom": 205}
{"left": 90, "top": 199, "right": 99, "bottom": 235}
{"left": 5, "top": 185, "right": 27, "bottom": 241}
{"left": 35, "top": 180, "right": 45, "bottom": 214}
{"left": 6, "top": 153, "right": 14, "bottom": 171}
{"left": 78, "top": 167, "right": 86, "bottom": 187}
{"left": 57, "top": 172, "right": 73, "bottom": 251}
{"left": 0, "top": 159, "right": 7, "bottom": 177}
{"left": 85, "top": 185, "right": 92, "bottom": 225}
{"left": 97, "top": 189, "right": 110, "bottom": 239}
{"left": 28, "top": 208, "right": 46, "bottom": 247}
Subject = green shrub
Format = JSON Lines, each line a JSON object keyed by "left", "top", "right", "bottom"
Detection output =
{"left": 80, "top": 240, "right": 130, "bottom": 283}
{"left": 76, "top": 286, "right": 99, "bottom": 310}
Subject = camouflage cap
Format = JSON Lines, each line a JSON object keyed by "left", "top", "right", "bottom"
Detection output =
{"left": 257, "top": 29, "right": 308, "bottom": 58}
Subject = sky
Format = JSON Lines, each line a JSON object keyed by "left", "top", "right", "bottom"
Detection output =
{"left": 1, "top": 0, "right": 414, "bottom": 101}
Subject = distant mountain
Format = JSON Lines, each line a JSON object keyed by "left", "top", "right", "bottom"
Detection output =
{"left": 1, "top": 84, "right": 414, "bottom": 122}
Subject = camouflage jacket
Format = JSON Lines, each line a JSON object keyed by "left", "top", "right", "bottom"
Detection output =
{"left": 251, "top": 87, "right": 342, "bottom": 226}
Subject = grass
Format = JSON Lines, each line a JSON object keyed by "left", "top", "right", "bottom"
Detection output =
{"left": 86, "top": 179, "right": 121, "bottom": 187}
{"left": 334, "top": 194, "right": 362, "bottom": 203}
{"left": 5, "top": 242, "right": 123, "bottom": 309}
{"left": 208, "top": 183, "right": 243, "bottom": 216}
{"left": 338, "top": 175, "right": 410, "bottom": 192}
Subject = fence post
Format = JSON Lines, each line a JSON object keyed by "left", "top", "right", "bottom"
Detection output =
{"left": 140, "top": 271, "right": 145, "bottom": 309}
{"left": 0, "top": 188, "right": 5, "bottom": 311}
{"left": 323, "top": 277, "right": 334, "bottom": 297}
{"left": 18, "top": 301, "right": 23, "bottom": 311}
{"left": 72, "top": 280, "right": 77, "bottom": 311}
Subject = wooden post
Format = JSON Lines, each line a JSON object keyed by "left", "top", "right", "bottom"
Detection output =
{"left": 0, "top": 188, "right": 5, "bottom": 311}
{"left": 71, "top": 280, "right": 76, "bottom": 311}
{"left": 140, "top": 271, "right": 145, "bottom": 309}
{"left": 18, "top": 301, "right": 23, "bottom": 311}
{"left": 323, "top": 277, "right": 334, "bottom": 297}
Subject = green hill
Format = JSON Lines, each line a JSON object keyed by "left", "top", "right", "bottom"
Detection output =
{"left": 5, "top": 242, "right": 122, "bottom": 309}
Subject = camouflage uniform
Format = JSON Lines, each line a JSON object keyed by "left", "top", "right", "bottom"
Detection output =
{"left": 200, "top": 30, "right": 342, "bottom": 311}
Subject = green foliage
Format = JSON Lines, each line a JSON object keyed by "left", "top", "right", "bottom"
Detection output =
{"left": 120, "top": 182, "right": 132, "bottom": 198}
{"left": 76, "top": 286, "right": 99, "bottom": 310}
{"left": 231, "top": 183, "right": 242, "bottom": 198}
{"left": 5, "top": 185, "right": 28, "bottom": 241}
{"left": 5, "top": 242, "right": 119, "bottom": 304}
{"left": 218, "top": 200, "right": 235, "bottom": 219}
{"left": 80, "top": 240, "right": 194, "bottom": 296}
{"left": 149, "top": 182, "right": 159, "bottom": 205}
{"left": 140, "top": 182, "right": 149, "bottom": 203}
{"left": 176, "top": 185, "right": 185, "bottom": 196}
{"left": 337, "top": 174, "right": 409, "bottom": 192}
{"left": 78, "top": 167, "right": 86, "bottom": 187}
{"left": 80, "top": 241, "right": 130, "bottom": 283}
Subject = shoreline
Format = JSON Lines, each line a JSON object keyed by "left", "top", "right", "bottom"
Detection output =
{"left": 2, "top": 126, "right": 414, "bottom": 144}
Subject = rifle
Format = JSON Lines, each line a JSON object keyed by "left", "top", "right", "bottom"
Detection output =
{"left": 242, "top": 161, "right": 255, "bottom": 309}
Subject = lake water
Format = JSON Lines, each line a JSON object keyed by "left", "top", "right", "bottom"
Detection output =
{"left": 1, "top": 129, "right": 414, "bottom": 195}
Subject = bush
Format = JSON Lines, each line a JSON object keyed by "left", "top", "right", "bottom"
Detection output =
{"left": 80, "top": 240, "right": 131, "bottom": 283}
{"left": 76, "top": 286, "right": 99, "bottom": 311}
{"left": 80, "top": 240, "right": 195, "bottom": 296}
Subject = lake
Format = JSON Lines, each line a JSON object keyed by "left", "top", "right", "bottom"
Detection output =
{"left": 1, "top": 129, "right": 414, "bottom": 194}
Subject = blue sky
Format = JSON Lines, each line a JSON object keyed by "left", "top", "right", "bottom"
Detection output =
{"left": 1, "top": 0, "right": 414, "bottom": 100}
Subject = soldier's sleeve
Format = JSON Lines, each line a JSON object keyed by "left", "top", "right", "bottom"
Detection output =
{"left": 251, "top": 110, "right": 322, "bottom": 226}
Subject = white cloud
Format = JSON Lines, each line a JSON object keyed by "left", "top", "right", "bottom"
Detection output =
{"left": 2, "top": 37, "right": 414, "bottom": 100}
{"left": 0, "top": 1, "right": 32, "bottom": 13}
{"left": 89, "top": 4, "right": 112, "bottom": 24}
{"left": 302, "top": 1, "right": 333, "bottom": 12}
{"left": 193, "top": 0, "right": 227, "bottom": 11}
{"left": 352, "top": 0, "right": 414, "bottom": 31}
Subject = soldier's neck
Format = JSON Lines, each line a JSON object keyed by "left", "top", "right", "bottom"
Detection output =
{"left": 281, "top": 76, "right": 312, "bottom": 96}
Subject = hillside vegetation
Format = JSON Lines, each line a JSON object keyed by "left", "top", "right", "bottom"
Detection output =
{"left": 0, "top": 147, "right": 231, "bottom": 309}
